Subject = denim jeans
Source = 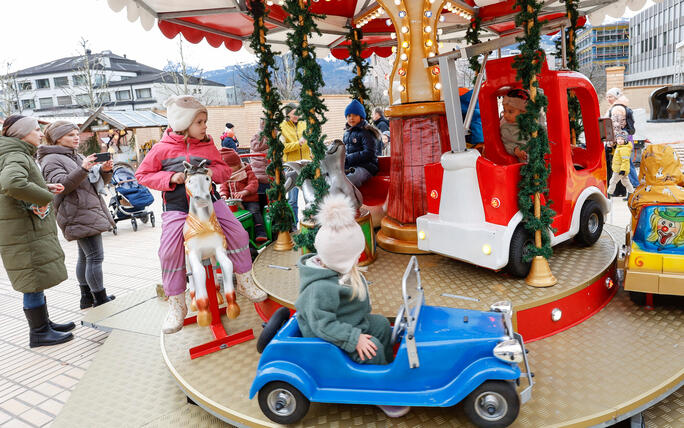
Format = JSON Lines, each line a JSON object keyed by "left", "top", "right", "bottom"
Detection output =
{"left": 346, "top": 166, "right": 373, "bottom": 188}
{"left": 628, "top": 159, "right": 639, "bottom": 189}
{"left": 76, "top": 234, "right": 105, "bottom": 293}
{"left": 23, "top": 291, "right": 45, "bottom": 309}
{"left": 287, "top": 187, "right": 299, "bottom": 225}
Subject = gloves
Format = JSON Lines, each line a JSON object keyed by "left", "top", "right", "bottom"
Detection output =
{"left": 619, "top": 170, "right": 626, "bottom": 176}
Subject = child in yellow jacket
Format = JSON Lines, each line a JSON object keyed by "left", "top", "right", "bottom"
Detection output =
{"left": 608, "top": 130, "right": 635, "bottom": 197}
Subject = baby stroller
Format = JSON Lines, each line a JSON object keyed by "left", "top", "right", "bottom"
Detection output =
{"left": 108, "top": 162, "right": 155, "bottom": 234}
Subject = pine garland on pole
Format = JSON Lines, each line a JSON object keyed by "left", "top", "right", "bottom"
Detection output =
{"left": 562, "top": 0, "right": 583, "bottom": 146}
{"left": 247, "top": 0, "right": 293, "bottom": 248}
{"left": 513, "top": 0, "right": 557, "bottom": 286}
{"left": 345, "top": 27, "right": 371, "bottom": 118}
{"left": 283, "top": 0, "right": 329, "bottom": 251}
{"left": 464, "top": 15, "right": 483, "bottom": 82}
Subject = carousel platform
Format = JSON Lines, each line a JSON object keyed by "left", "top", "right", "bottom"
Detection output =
{"left": 52, "top": 225, "right": 684, "bottom": 427}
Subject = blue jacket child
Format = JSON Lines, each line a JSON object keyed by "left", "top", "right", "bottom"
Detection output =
{"left": 343, "top": 100, "right": 379, "bottom": 188}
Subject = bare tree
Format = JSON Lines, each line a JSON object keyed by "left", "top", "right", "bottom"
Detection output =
{"left": 580, "top": 63, "right": 607, "bottom": 100}
{"left": 235, "top": 53, "right": 299, "bottom": 101}
{"left": 0, "top": 61, "right": 25, "bottom": 117}
{"left": 160, "top": 39, "right": 220, "bottom": 105}
{"left": 367, "top": 54, "right": 391, "bottom": 108}
{"left": 64, "top": 38, "right": 110, "bottom": 112}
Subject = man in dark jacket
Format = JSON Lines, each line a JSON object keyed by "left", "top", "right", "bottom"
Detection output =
{"left": 372, "top": 107, "right": 389, "bottom": 155}
{"left": 344, "top": 100, "right": 379, "bottom": 188}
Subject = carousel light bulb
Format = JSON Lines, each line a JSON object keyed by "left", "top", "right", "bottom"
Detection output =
{"left": 428, "top": 52, "right": 435, "bottom": 57}
{"left": 432, "top": 65, "right": 440, "bottom": 75}
{"left": 424, "top": 11, "right": 433, "bottom": 18}
{"left": 386, "top": 19, "right": 392, "bottom": 26}
{"left": 437, "top": 29, "right": 443, "bottom": 35}
{"left": 391, "top": 46, "right": 397, "bottom": 52}
{"left": 429, "top": 0, "right": 435, "bottom": 3}
{"left": 401, "top": 40, "right": 409, "bottom": 48}
{"left": 400, "top": 52, "right": 408, "bottom": 60}
{"left": 439, "top": 15, "right": 446, "bottom": 22}
{"left": 397, "top": 84, "right": 405, "bottom": 92}
{"left": 398, "top": 10, "right": 407, "bottom": 18}
{"left": 434, "top": 82, "right": 442, "bottom": 90}
{"left": 424, "top": 25, "right": 432, "bottom": 33}
{"left": 356, "top": 24, "right": 362, "bottom": 28}
{"left": 425, "top": 39, "right": 433, "bottom": 47}
{"left": 401, "top": 26, "right": 409, "bottom": 33}
{"left": 390, "top": 32, "right": 396, "bottom": 39}
{"left": 394, "top": 0, "right": 401, "bottom": 5}
{"left": 398, "top": 67, "right": 406, "bottom": 76}
{"left": 266, "top": 0, "right": 273, "bottom": 5}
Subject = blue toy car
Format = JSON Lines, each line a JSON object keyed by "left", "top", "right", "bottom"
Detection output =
{"left": 250, "top": 257, "right": 533, "bottom": 427}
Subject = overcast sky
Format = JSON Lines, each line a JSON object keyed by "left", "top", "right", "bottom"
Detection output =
{"left": 0, "top": 0, "right": 654, "bottom": 74}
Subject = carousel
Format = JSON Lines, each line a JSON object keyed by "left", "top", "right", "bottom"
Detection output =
{"left": 62, "top": 0, "right": 684, "bottom": 427}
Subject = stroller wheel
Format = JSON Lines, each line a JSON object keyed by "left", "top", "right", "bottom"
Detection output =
{"left": 131, "top": 218, "right": 138, "bottom": 232}
{"left": 141, "top": 214, "right": 149, "bottom": 224}
{"left": 150, "top": 212, "right": 156, "bottom": 227}
{"left": 112, "top": 225, "right": 118, "bottom": 235}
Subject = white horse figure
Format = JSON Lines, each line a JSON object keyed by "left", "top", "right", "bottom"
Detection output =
{"left": 183, "top": 160, "right": 240, "bottom": 326}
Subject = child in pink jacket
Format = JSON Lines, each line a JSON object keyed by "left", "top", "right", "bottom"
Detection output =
{"left": 136, "top": 96, "right": 266, "bottom": 334}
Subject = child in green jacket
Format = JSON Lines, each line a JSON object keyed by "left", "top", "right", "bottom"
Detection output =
{"left": 295, "top": 193, "right": 410, "bottom": 418}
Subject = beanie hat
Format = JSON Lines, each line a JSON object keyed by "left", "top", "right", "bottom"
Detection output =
{"left": 225, "top": 122, "right": 234, "bottom": 129}
{"left": 606, "top": 87, "right": 622, "bottom": 99}
{"left": 615, "top": 130, "right": 628, "bottom": 140}
{"left": 344, "top": 99, "right": 366, "bottom": 120}
{"left": 314, "top": 194, "right": 365, "bottom": 275}
{"left": 220, "top": 147, "right": 241, "bottom": 166}
{"left": 3, "top": 115, "right": 39, "bottom": 139}
{"left": 45, "top": 120, "right": 78, "bottom": 145}
{"left": 164, "top": 95, "right": 207, "bottom": 133}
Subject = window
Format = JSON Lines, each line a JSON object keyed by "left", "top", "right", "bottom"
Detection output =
{"left": 116, "top": 90, "right": 131, "bottom": 101}
{"left": 35, "top": 78, "right": 50, "bottom": 89}
{"left": 57, "top": 95, "right": 72, "bottom": 106}
{"left": 98, "top": 92, "right": 111, "bottom": 103}
{"left": 94, "top": 74, "right": 106, "bottom": 87}
{"left": 135, "top": 88, "right": 152, "bottom": 99}
{"left": 19, "top": 81, "right": 32, "bottom": 90}
{"left": 75, "top": 94, "right": 90, "bottom": 105}
{"left": 21, "top": 99, "right": 35, "bottom": 110}
{"left": 72, "top": 74, "right": 87, "bottom": 86}
{"left": 39, "top": 97, "right": 53, "bottom": 109}
{"left": 54, "top": 76, "right": 69, "bottom": 87}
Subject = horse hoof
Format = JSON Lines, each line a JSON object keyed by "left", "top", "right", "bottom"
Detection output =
{"left": 197, "top": 310, "right": 212, "bottom": 327}
{"left": 190, "top": 299, "right": 197, "bottom": 312}
{"left": 226, "top": 304, "right": 240, "bottom": 320}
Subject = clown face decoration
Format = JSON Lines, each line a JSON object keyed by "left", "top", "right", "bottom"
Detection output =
{"left": 647, "top": 208, "right": 684, "bottom": 249}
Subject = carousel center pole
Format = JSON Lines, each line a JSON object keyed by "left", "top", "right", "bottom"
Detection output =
{"left": 375, "top": 0, "right": 458, "bottom": 254}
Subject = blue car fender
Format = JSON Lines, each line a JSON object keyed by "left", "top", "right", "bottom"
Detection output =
{"left": 441, "top": 357, "right": 521, "bottom": 407}
{"left": 249, "top": 361, "right": 316, "bottom": 400}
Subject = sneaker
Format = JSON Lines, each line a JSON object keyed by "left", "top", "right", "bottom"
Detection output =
{"left": 376, "top": 405, "right": 411, "bottom": 418}
{"left": 162, "top": 294, "right": 188, "bottom": 334}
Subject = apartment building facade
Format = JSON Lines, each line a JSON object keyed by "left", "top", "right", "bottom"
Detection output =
{"left": 576, "top": 19, "right": 630, "bottom": 71}
{"left": 6, "top": 51, "right": 227, "bottom": 117}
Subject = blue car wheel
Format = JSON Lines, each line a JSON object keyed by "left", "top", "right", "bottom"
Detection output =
{"left": 258, "top": 381, "right": 310, "bottom": 424}
{"left": 463, "top": 380, "right": 519, "bottom": 428}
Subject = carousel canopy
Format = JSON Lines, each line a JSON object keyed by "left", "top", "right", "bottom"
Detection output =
{"left": 107, "top": 0, "right": 658, "bottom": 58}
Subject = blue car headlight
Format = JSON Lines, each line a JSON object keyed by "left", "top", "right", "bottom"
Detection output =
{"left": 493, "top": 339, "right": 524, "bottom": 364}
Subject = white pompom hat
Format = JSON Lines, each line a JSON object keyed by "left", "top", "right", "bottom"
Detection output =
{"left": 314, "top": 194, "right": 364, "bottom": 275}
{"left": 165, "top": 95, "right": 208, "bottom": 133}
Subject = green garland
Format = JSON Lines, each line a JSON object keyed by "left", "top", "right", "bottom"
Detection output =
{"left": 464, "top": 15, "right": 483, "bottom": 82}
{"left": 562, "top": 0, "right": 584, "bottom": 144}
{"left": 513, "top": 0, "right": 555, "bottom": 260}
{"left": 283, "top": 0, "right": 329, "bottom": 250}
{"left": 345, "top": 27, "right": 371, "bottom": 118}
{"left": 247, "top": 0, "right": 292, "bottom": 233}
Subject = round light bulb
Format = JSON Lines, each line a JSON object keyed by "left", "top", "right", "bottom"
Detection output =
{"left": 425, "top": 11, "right": 433, "bottom": 18}
{"left": 425, "top": 39, "right": 433, "bottom": 47}
{"left": 394, "top": 0, "right": 401, "bottom": 5}
{"left": 400, "top": 53, "right": 408, "bottom": 60}
{"left": 401, "top": 41, "right": 409, "bottom": 48}
{"left": 439, "top": 15, "right": 446, "bottom": 22}
{"left": 398, "top": 10, "right": 407, "bottom": 18}
{"left": 424, "top": 26, "right": 432, "bottom": 33}
{"left": 434, "top": 82, "right": 442, "bottom": 90}
{"left": 397, "top": 84, "right": 405, "bottom": 92}
{"left": 401, "top": 26, "right": 409, "bottom": 33}
{"left": 386, "top": 19, "right": 392, "bottom": 26}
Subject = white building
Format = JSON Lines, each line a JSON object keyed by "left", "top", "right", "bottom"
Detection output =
{"left": 6, "top": 50, "right": 227, "bottom": 117}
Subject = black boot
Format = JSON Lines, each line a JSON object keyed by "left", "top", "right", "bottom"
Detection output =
{"left": 92, "top": 289, "right": 115, "bottom": 307}
{"left": 45, "top": 297, "right": 75, "bottom": 332}
{"left": 79, "top": 284, "right": 94, "bottom": 309}
{"left": 24, "top": 305, "right": 73, "bottom": 348}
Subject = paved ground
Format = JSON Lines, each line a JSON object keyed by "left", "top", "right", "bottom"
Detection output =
{"left": 0, "top": 185, "right": 646, "bottom": 428}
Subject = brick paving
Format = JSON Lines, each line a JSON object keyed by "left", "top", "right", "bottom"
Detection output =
{"left": 0, "top": 188, "right": 636, "bottom": 427}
